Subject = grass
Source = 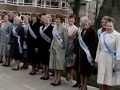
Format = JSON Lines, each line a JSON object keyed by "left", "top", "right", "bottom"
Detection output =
{"left": 88, "top": 74, "right": 120, "bottom": 90}
{"left": 66, "top": 70, "right": 120, "bottom": 90}
{"left": 62, "top": 70, "right": 120, "bottom": 90}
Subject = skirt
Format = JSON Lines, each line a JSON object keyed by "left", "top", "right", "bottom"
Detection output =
{"left": 27, "top": 47, "right": 38, "bottom": 64}
{"left": 9, "top": 44, "right": 23, "bottom": 60}
{"left": 65, "top": 39, "right": 74, "bottom": 67}
{"left": 49, "top": 48, "right": 65, "bottom": 70}
{"left": 38, "top": 49, "right": 50, "bottom": 65}
{"left": 0, "top": 41, "right": 10, "bottom": 56}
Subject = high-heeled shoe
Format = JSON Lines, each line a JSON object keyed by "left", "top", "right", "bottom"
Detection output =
{"left": 29, "top": 71, "right": 36, "bottom": 75}
{"left": 21, "top": 65, "right": 28, "bottom": 69}
{"left": 50, "top": 82, "right": 55, "bottom": 85}
{"left": 29, "top": 72, "right": 32, "bottom": 74}
{"left": 53, "top": 80, "right": 61, "bottom": 86}
{"left": 42, "top": 76, "right": 49, "bottom": 80}
{"left": 12, "top": 67, "right": 19, "bottom": 71}
{"left": 21, "top": 65, "right": 25, "bottom": 69}
{"left": 73, "top": 83, "right": 78, "bottom": 87}
{"left": 40, "top": 76, "right": 44, "bottom": 79}
{"left": 0, "top": 60, "right": 3, "bottom": 63}
{"left": 50, "top": 73, "right": 54, "bottom": 77}
{"left": 4, "top": 63, "right": 10, "bottom": 67}
{"left": 2, "top": 64, "right": 6, "bottom": 66}
{"left": 23, "top": 66, "right": 28, "bottom": 69}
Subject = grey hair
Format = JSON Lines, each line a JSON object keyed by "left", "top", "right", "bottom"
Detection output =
{"left": 80, "top": 16, "right": 92, "bottom": 26}
{"left": 14, "top": 16, "right": 22, "bottom": 22}
{"left": 80, "top": 16, "right": 89, "bottom": 22}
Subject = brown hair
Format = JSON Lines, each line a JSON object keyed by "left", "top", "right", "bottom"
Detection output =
{"left": 31, "top": 13, "right": 38, "bottom": 20}
{"left": 68, "top": 14, "right": 75, "bottom": 19}
{"left": 0, "top": 14, "right": 3, "bottom": 19}
{"left": 3, "top": 14, "right": 10, "bottom": 21}
{"left": 105, "top": 17, "right": 116, "bottom": 27}
{"left": 55, "top": 14, "right": 64, "bottom": 23}
{"left": 102, "top": 16, "right": 110, "bottom": 22}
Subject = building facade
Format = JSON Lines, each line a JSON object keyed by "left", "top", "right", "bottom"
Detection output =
{"left": 0, "top": 0, "right": 103, "bottom": 23}
{"left": 68, "top": 0, "right": 103, "bottom": 22}
{"left": 0, "top": 0, "right": 68, "bottom": 16}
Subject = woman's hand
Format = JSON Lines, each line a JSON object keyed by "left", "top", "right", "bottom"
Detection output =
{"left": 92, "top": 62, "right": 98, "bottom": 75}
{"left": 71, "top": 31, "right": 77, "bottom": 39}
{"left": 95, "top": 62, "right": 98, "bottom": 69}
{"left": 73, "top": 53, "right": 76, "bottom": 66}
{"left": 35, "top": 48, "right": 38, "bottom": 52}
{"left": 115, "top": 60, "right": 120, "bottom": 71}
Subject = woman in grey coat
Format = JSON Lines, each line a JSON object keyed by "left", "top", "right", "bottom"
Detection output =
{"left": 0, "top": 14, "right": 12, "bottom": 66}
{"left": 49, "top": 14, "right": 68, "bottom": 86}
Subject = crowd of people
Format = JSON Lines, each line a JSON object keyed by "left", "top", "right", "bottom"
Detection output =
{"left": 0, "top": 12, "right": 120, "bottom": 90}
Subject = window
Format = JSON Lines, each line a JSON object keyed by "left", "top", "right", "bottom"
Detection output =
{"left": 62, "top": 1, "right": 67, "bottom": 9}
{"left": 0, "top": 0, "right": 5, "bottom": 3}
{"left": 41, "top": 0, "right": 44, "bottom": 7}
{"left": 37, "top": 0, "right": 41, "bottom": 4}
{"left": 24, "top": 0, "right": 32, "bottom": 3}
{"left": 45, "top": 0, "right": 50, "bottom": 7}
{"left": 80, "top": 4, "right": 86, "bottom": 14}
{"left": 51, "top": 0, "right": 61, "bottom": 8}
{"left": 18, "top": 0, "right": 24, "bottom": 5}
{"left": 24, "top": 0, "right": 32, "bottom": 5}
{"left": 37, "top": 0, "right": 41, "bottom": 6}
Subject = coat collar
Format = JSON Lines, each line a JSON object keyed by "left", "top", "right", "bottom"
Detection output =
{"left": 105, "top": 30, "right": 119, "bottom": 36}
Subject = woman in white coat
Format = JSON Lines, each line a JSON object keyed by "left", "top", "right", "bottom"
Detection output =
{"left": 95, "top": 17, "right": 120, "bottom": 90}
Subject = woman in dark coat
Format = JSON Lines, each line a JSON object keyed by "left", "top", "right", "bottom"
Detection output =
{"left": 77, "top": 19, "right": 98, "bottom": 90}
{"left": 27, "top": 13, "right": 40, "bottom": 75}
{"left": 21, "top": 15, "right": 30, "bottom": 69}
{"left": 38, "top": 15, "right": 53, "bottom": 80}
{"left": 73, "top": 38, "right": 81, "bottom": 88}
{"left": 9, "top": 16, "right": 24, "bottom": 70}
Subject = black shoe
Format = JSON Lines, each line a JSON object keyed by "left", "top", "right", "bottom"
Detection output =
{"left": 73, "top": 83, "right": 78, "bottom": 87}
{"left": 53, "top": 81, "right": 61, "bottom": 86}
{"left": 21, "top": 66, "right": 28, "bottom": 69}
{"left": 12, "top": 67, "right": 19, "bottom": 71}
{"left": 78, "top": 85, "right": 81, "bottom": 88}
{"left": 2, "top": 64, "right": 6, "bottom": 66}
{"left": 21, "top": 65, "right": 25, "bottom": 69}
{"left": 0, "top": 61, "right": 3, "bottom": 63}
{"left": 29, "top": 72, "right": 32, "bottom": 75}
{"left": 42, "top": 76, "right": 49, "bottom": 80}
{"left": 50, "top": 82, "right": 55, "bottom": 85}
{"left": 50, "top": 73, "right": 54, "bottom": 77}
{"left": 40, "top": 76, "right": 45, "bottom": 79}
{"left": 36, "top": 68, "right": 39, "bottom": 71}
{"left": 4, "top": 64, "right": 10, "bottom": 67}
{"left": 29, "top": 72, "right": 36, "bottom": 75}
{"left": 23, "top": 65, "right": 28, "bottom": 69}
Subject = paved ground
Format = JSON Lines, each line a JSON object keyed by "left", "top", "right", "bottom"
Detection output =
{"left": 0, "top": 63, "right": 98, "bottom": 90}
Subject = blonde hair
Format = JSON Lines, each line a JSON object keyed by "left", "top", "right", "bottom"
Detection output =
{"left": 24, "top": 15, "right": 30, "bottom": 20}
{"left": 14, "top": 16, "right": 22, "bottom": 23}
{"left": 44, "top": 14, "right": 52, "bottom": 22}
